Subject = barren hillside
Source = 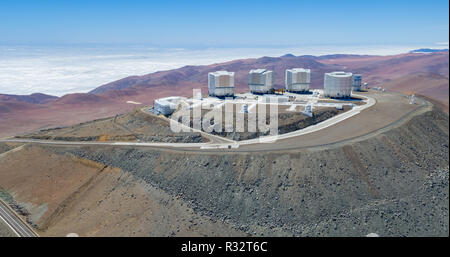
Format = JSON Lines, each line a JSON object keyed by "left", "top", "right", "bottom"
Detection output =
{"left": 0, "top": 107, "right": 448, "bottom": 236}
{"left": 19, "top": 110, "right": 204, "bottom": 143}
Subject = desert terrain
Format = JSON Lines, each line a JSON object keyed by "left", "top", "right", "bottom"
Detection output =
{"left": 0, "top": 104, "right": 447, "bottom": 236}
{"left": 0, "top": 51, "right": 448, "bottom": 138}
{"left": 0, "top": 50, "right": 448, "bottom": 237}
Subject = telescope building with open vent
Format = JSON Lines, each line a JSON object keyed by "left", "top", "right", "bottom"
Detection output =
{"left": 323, "top": 71, "right": 353, "bottom": 98}
{"left": 285, "top": 68, "right": 311, "bottom": 93}
{"left": 249, "top": 69, "right": 274, "bottom": 94}
{"left": 208, "top": 71, "right": 235, "bottom": 97}
{"left": 352, "top": 74, "right": 362, "bottom": 92}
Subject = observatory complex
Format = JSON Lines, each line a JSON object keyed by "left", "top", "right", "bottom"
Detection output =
{"left": 323, "top": 71, "right": 353, "bottom": 98}
{"left": 208, "top": 70, "right": 235, "bottom": 97}
{"left": 248, "top": 69, "right": 274, "bottom": 94}
{"left": 285, "top": 68, "right": 311, "bottom": 93}
{"left": 153, "top": 68, "right": 365, "bottom": 117}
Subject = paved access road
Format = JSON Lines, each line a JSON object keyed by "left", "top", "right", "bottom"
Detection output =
{"left": 0, "top": 199, "right": 37, "bottom": 237}
{"left": 233, "top": 90, "right": 430, "bottom": 152}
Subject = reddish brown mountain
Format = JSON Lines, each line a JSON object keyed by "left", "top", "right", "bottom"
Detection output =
{"left": 91, "top": 52, "right": 449, "bottom": 96}
{"left": 54, "top": 93, "right": 114, "bottom": 105}
{"left": 0, "top": 101, "right": 40, "bottom": 115}
{"left": 318, "top": 51, "right": 449, "bottom": 84}
{"left": 0, "top": 93, "right": 58, "bottom": 104}
{"left": 91, "top": 55, "right": 336, "bottom": 95}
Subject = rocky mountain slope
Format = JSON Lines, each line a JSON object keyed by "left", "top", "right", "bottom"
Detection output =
{"left": 0, "top": 106, "right": 448, "bottom": 236}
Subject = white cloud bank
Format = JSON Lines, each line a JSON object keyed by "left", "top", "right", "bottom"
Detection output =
{"left": 0, "top": 44, "right": 442, "bottom": 96}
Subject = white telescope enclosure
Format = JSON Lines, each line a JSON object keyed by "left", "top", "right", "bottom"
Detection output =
{"left": 249, "top": 69, "right": 274, "bottom": 94}
{"left": 208, "top": 71, "right": 235, "bottom": 97}
{"left": 323, "top": 71, "right": 353, "bottom": 98}
{"left": 285, "top": 68, "right": 311, "bottom": 93}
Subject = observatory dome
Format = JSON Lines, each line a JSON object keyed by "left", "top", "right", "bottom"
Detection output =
{"left": 323, "top": 71, "right": 353, "bottom": 98}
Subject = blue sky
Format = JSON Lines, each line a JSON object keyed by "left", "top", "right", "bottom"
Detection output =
{"left": 0, "top": 0, "right": 448, "bottom": 47}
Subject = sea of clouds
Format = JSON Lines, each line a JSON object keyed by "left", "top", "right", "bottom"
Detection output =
{"left": 0, "top": 43, "right": 446, "bottom": 96}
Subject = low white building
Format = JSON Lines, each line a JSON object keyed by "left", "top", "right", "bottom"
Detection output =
{"left": 323, "top": 71, "right": 353, "bottom": 98}
{"left": 285, "top": 68, "right": 311, "bottom": 93}
{"left": 302, "top": 103, "right": 313, "bottom": 117}
{"left": 363, "top": 82, "right": 369, "bottom": 90}
{"left": 249, "top": 69, "right": 274, "bottom": 94}
{"left": 154, "top": 96, "right": 186, "bottom": 115}
{"left": 351, "top": 74, "right": 362, "bottom": 92}
{"left": 208, "top": 71, "right": 235, "bottom": 97}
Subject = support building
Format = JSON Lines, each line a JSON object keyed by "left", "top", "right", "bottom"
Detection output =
{"left": 351, "top": 74, "right": 362, "bottom": 92}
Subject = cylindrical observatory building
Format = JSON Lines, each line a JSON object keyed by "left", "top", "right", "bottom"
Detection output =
{"left": 208, "top": 71, "right": 235, "bottom": 97}
{"left": 323, "top": 71, "right": 353, "bottom": 98}
{"left": 285, "top": 68, "right": 311, "bottom": 93}
{"left": 249, "top": 69, "right": 274, "bottom": 94}
{"left": 352, "top": 74, "right": 362, "bottom": 92}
